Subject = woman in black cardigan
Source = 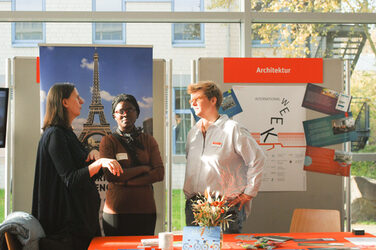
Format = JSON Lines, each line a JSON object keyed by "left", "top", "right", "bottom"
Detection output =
{"left": 32, "top": 83, "right": 123, "bottom": 250}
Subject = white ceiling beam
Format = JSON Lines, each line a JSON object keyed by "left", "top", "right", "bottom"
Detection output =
{"left": 0, "top": 11, "right": 244, "bottom": 23}
{"left": 250, "top": 12, "right": 376, "bottom": 24}
{"left": 0, "top": 11, "right": 376, "bottom": 24}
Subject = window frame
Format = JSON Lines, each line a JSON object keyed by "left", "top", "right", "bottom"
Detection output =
{"left": 172, "top": 87, "right": 191, "bottom": 155}
{"left": 92, "top": 0, "right": 126, "bottom": 44}
{"left": 172, "top": 0, "right": 205, "bottom": 47}
{"left": 11, "top": 0, "right": 46, "bottom": 47}
{"left": 126, "top": 0, "right": 171, "bottom": 2}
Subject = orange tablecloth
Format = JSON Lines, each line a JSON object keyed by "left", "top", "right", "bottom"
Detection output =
{"left": 89, "top": 232, "right": 376, "bottom": 250}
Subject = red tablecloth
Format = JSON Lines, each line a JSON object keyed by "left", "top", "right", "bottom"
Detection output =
{"left": 89, "top": 232, "right": 376, "bottom": 250}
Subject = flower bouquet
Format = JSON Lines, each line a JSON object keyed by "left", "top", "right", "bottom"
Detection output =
{"left": 191, "top": 187, "right": 233, "bottom": 232}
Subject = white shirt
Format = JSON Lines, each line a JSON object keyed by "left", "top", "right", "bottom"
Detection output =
{"left": 184, "top": 115, "right": 266, "bottom": 212}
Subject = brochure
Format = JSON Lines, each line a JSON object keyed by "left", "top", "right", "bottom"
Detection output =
{"left": 307, "top": 248, "right": 359, "bottom": 250}
{"left": 234, "top": 235, "right": 256, "bottom": 241}
{"left": 182, "top": 226, "right": 221, "bottom": 250}
{"left": 261, "top": 235, "right": 293, "bottom": 242}
{"left": 336, "top": 93, "right": 352, "bottom": 112}
{"left": 304, "top": 146, "right": 351, "bottom": 176}
{"left": 302, "top": 83, "right": 352, "bottom": 115}
{"left": 294, "top": 238, "right": 336, "bottom": 242}
{"left": 344, "top": 237, "right": 376, "bottom": 246}
{"left": 303, "top": 112, "right": 357, "bottom": 147}
{"left": 190, "top": 88, "right": 243, "bottom": 122}
{"left": 218, "top": 89, "right": 243, "bottom": 118}
{"left": 299, "top": 243, "right": 344, "bottom": 246}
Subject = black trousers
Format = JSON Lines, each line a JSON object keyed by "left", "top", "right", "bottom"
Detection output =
{"left": 103, "top": 212, "right": 156, "bottom": 236}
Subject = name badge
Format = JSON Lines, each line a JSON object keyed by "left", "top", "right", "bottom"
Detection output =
{"left": 116, "top": 153, "right": 128, "bottom": 161}
{"left": 212, "top": 141, "right": 222, "bottom": 148}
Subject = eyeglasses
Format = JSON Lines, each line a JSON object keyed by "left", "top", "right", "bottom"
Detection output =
{"left": 189, "top": 95, "right": 206, "bottom": 105}
{"left": 114, "top": 108, "right": 136, "bottom": 115}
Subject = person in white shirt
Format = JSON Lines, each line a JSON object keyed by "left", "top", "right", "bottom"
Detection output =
{"left": 183, "top": 81, "right": 266, "bottom": 233}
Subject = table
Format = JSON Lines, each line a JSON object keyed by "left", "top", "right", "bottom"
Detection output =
{"left": 89, "top": 232, "right": 376, "bottom": 250}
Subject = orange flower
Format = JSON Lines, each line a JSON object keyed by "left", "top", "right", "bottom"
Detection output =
{"left": 211, "top": 201, "right": 219, "bottom": 206}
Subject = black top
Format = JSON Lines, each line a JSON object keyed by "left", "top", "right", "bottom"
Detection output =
{"left": 32, "top": 126, "right": 100, "bottom": 241}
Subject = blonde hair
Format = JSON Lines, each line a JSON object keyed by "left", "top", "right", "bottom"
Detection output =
{"left": 187, "top": 81, "right": 222, "bottom": 110}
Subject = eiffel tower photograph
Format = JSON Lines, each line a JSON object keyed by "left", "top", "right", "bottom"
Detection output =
{"left": 39, "top": 45, "right": 153, "bottom": 149}
{"left": 78, "top": 51, "right": 112, "bottom": 150}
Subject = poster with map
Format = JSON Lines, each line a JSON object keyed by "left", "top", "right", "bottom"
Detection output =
{"left": 232, "top": 85, "right": 307, "bottom": 191}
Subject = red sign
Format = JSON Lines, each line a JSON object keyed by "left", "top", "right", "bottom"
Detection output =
{"left": 224, "top": 58, "right": 323, "bottom": 83}
{"left": 36, "top": 57, "right": 40, "bottom": 84}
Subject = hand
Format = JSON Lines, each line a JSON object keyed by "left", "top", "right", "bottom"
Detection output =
{"left": 86, "top": 150, "right": 100, "bottom": 162}
{"left": 228, "top": 193, "right": 253, "bottom": 211}
{"left": 98, "top": 158, "right": 123, "bottom": 176}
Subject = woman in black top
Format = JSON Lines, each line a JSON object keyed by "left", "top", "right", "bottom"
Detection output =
{"left": 32, "top": 83, "right": 123, "bottom": 250}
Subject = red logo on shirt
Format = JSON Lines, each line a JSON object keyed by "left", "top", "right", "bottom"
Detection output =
{"left": 212, "top": 141, "right": 222, "bottom": 146}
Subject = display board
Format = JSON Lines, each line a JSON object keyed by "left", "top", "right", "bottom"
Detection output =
{"left": 12, "top": 57, "right": 40, "bottom": 216}
{"left": 11, "top": 57, "right": 166, "bottom": 233}
{"left": 198, "top": 57, "right": 344, "bottom": 233}
{"left": 233, "top": 85, "right": 307, "bottom": 191}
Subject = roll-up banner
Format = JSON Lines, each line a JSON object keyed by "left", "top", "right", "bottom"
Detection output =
{"left": 39, "top": 45, "right": 153, "bottom": 234}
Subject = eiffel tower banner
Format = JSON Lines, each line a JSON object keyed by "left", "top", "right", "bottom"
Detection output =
{"left": 39, "top": 44, "right": 153, "bottom": 234}
{"left": 39, "top": 45, "right": 153, "bottom": 142}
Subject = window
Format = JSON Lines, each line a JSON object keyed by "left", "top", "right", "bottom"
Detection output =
{"left": 12, "top": 0, "right": 45, "bottom": 47}
{"left": 93, "top": 0, "right": 125, "bottom": 44}
{"left": 251, "top": 24, "right": 279, "bottom": 48}
{"left": 171, "top": 86, "right": 191, "bottom": 231}
{"left": 173, "top": 87, "right": 191, "bottom": 155}
{"left": 172, "top": 0, "right": 204, "bottom": 47}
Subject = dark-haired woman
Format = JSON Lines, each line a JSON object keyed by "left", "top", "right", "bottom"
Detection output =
{"left": 100, "top": 94, "right": 164, "bottom": 236}
{"left": 32, "top": 83, "right": 123, "bottom": 250}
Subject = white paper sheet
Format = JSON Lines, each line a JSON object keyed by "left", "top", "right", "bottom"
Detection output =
{"left": 345, "top": 237, "right": 376, "bottom": 246}
{"left": 233, "top": 86, "right": 307, "bottom": 191}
